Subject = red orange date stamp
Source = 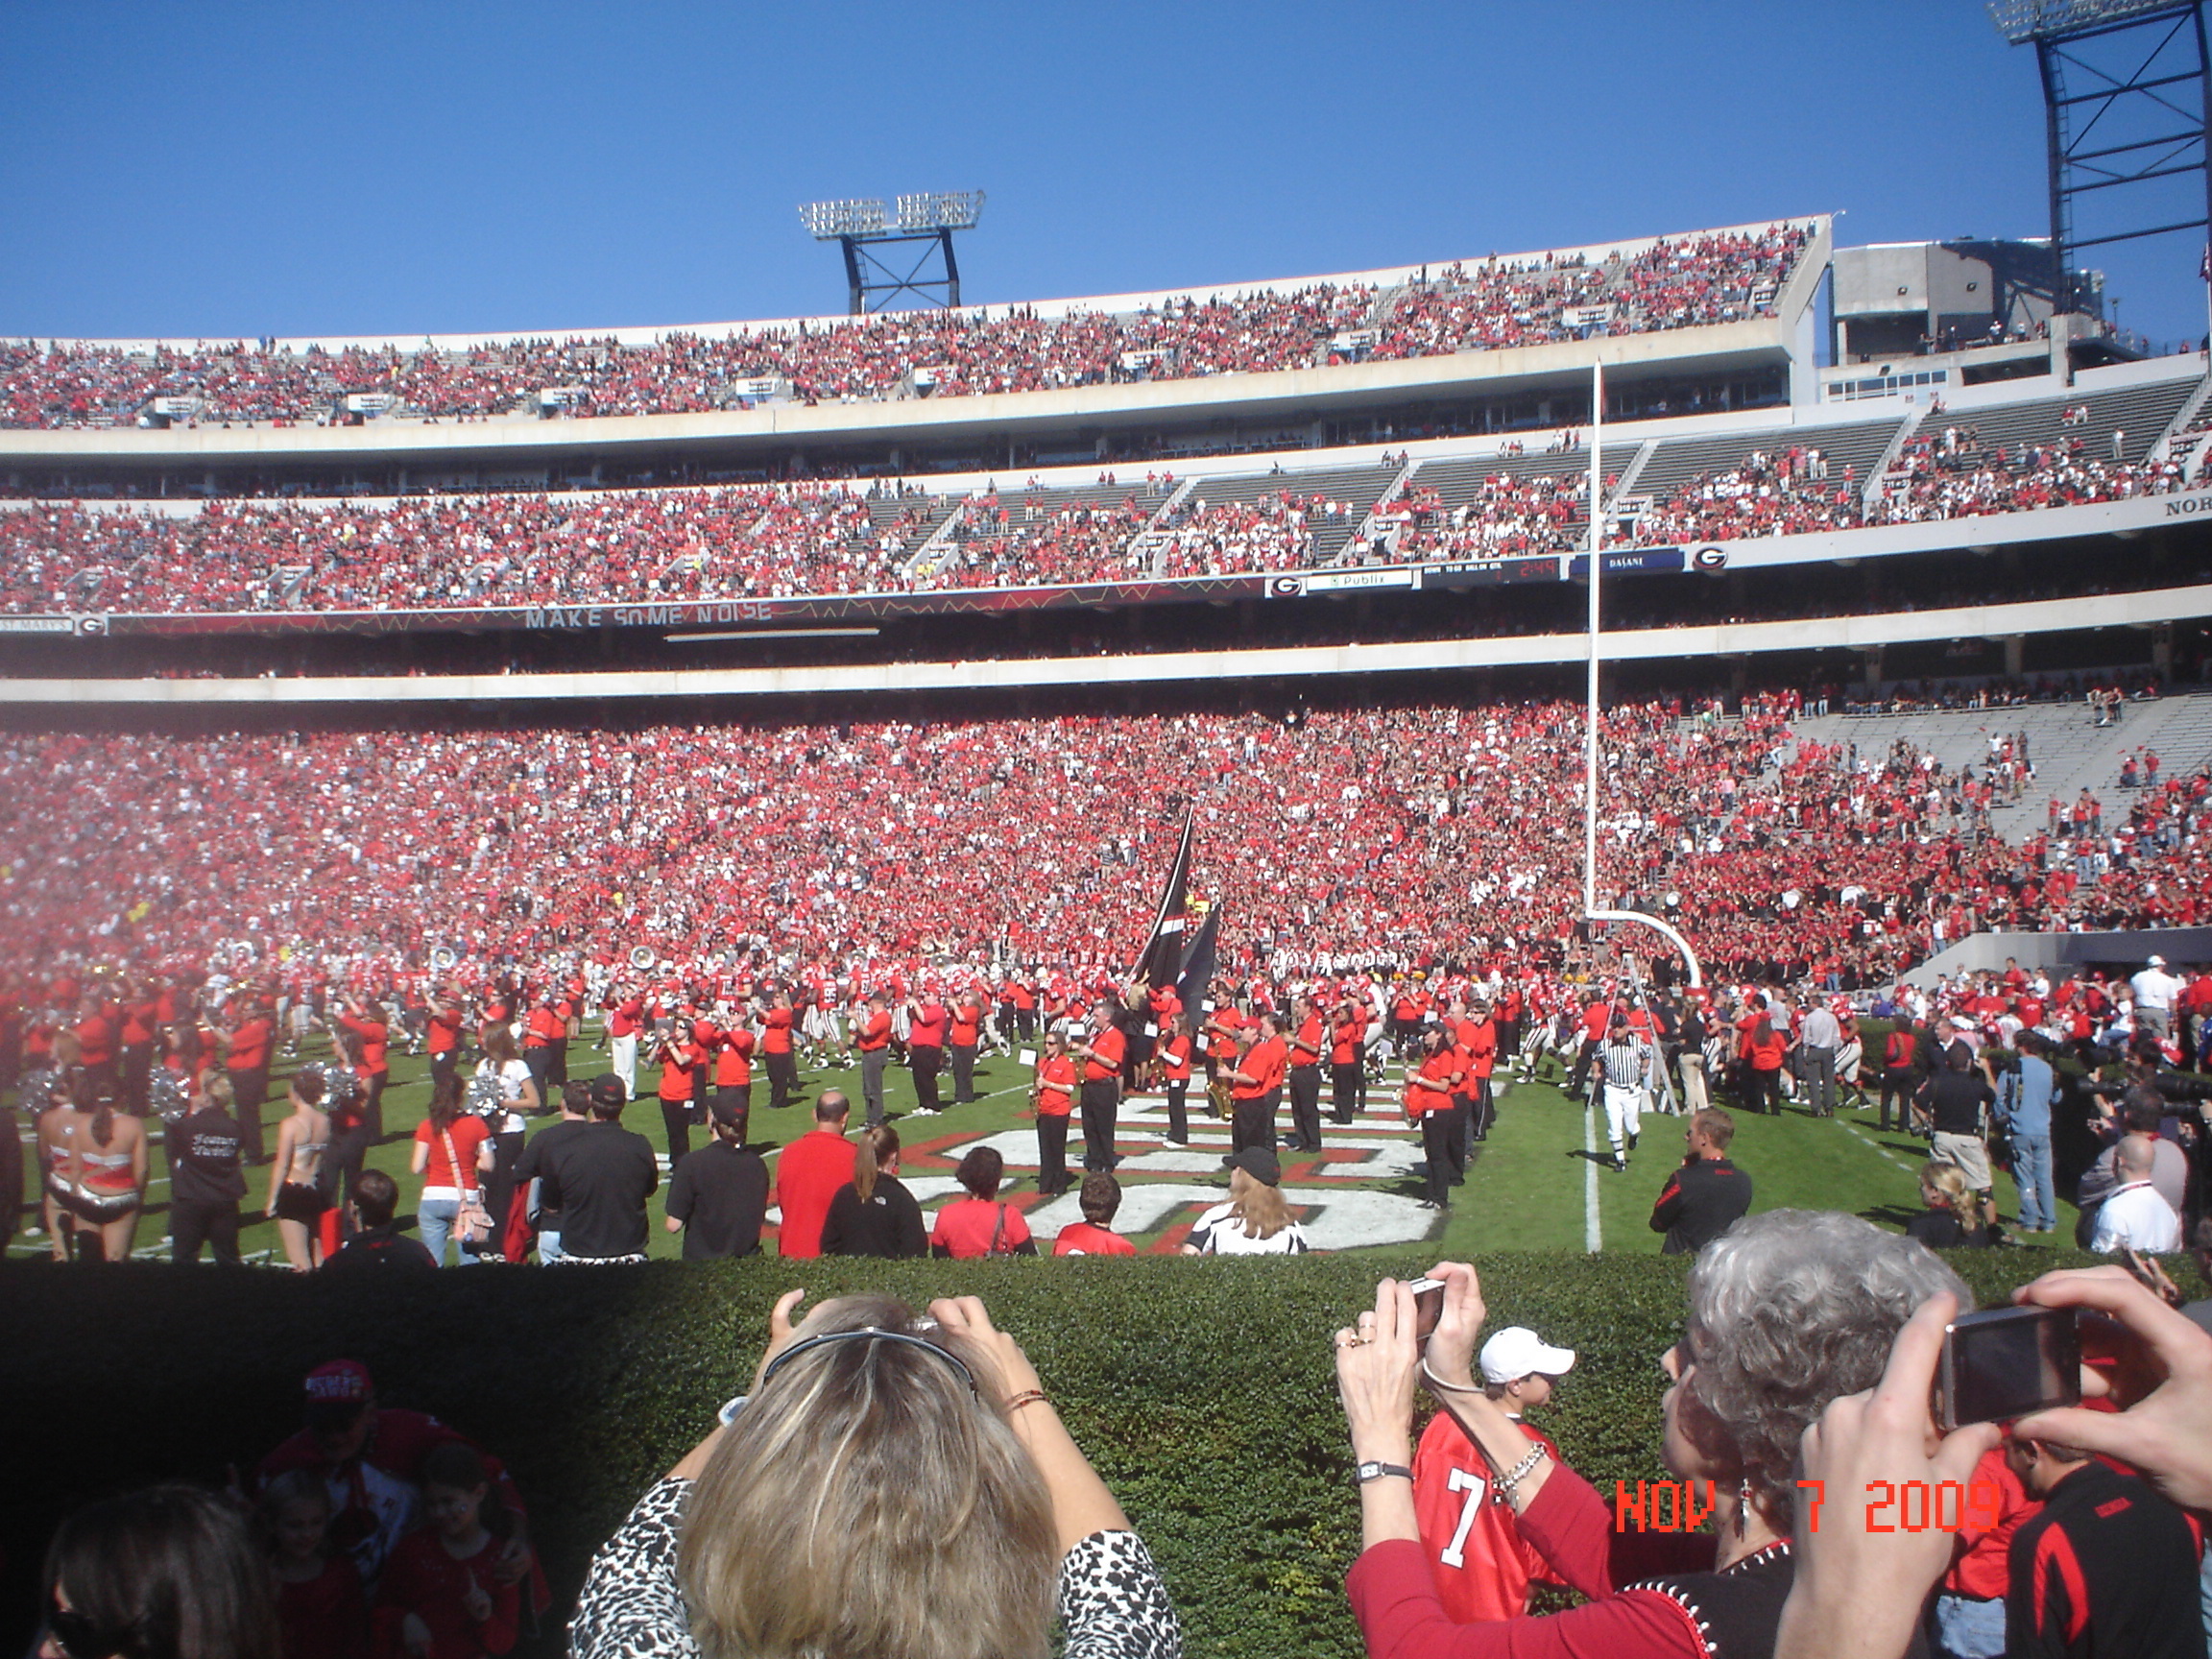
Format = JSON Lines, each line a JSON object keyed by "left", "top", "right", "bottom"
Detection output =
{"left": 1615, "top": 1479, "right": 2003, "bottom": 1532}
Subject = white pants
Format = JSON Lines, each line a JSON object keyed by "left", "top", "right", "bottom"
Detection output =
{"left": 1603, "top": 1081, "right": 1644, "bottom": 1149}
{"left": 611, "top": 1033, "right": 637, "bottom": 1098}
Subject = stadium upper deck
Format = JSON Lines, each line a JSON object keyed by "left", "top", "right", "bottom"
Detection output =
{"left": 0, "top": 221, "right": 1822, "bottom": 479}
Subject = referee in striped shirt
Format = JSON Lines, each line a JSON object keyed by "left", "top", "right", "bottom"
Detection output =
{"left": 1599, "top": 1020, "right": 1650, "bottom": 1173}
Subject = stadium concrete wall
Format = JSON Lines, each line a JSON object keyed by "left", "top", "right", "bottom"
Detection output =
{"left": 1902, "top": 927, "right": 2212, "bottom": 987}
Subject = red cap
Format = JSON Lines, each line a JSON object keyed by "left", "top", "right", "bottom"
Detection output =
{"left": 304, "top": 1358, "right": 373, "bottom": 1405}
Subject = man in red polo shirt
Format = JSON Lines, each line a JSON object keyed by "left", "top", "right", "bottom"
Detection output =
{"left": 523, "top": 990, "right": 565, "bottom": 1114}
{"left": 605, "top": 980, "right": 645, "bottom": 1100}
{"left": 770, "top": 1092, "right": 854, "bottom": 1259}
{"left": 1071, "top": 1001, "right": 1126, "bottom": 1172}
{"left": 1460, "top": 998, "right": 1500, "bottom": 1145}
{"left": 74, "top": 993, "right": 118, "bottom": 1098}
{"left": 1330, "top": 996, "right": 1367, "bottom": 1125}
{"left": 855, "top": 993, "right": 894, "bottom": 1127}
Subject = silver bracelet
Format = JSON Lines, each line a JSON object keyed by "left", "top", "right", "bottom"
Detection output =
{"left": 1494, "top": 1443, "right": 1548, "bottom": 1504}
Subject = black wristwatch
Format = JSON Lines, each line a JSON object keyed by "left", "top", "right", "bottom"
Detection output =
{"left": 1355, "top": 1460, "right": 1414, "bottom": 1486}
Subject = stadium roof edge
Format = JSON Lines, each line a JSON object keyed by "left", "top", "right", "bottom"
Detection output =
{"left": 0, "top": 216, "right": 1830, "bottom": 358}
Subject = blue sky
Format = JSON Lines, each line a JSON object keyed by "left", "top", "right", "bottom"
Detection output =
{"left": 1, "top": 1, "right": 2205, "bottom": 346}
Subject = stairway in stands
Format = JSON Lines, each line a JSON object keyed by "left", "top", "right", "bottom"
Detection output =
{"left": 1791, "top": 690, "right": 2212, "bottom": 841}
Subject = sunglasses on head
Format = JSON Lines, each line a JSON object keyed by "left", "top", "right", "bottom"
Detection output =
{"left": 759, "top": 1326, "right": 979, "bottom": 1397}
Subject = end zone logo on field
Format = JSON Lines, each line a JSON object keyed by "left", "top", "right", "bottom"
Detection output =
{"left": 1692, "top": 546, "right": 1728, "bottom": 571}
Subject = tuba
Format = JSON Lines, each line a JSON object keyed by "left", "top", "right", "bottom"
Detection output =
{"left": 630, "top": 945, "right": 658, "bottom": 971}
{"left": 429, "top": 944, "right": 460, "bottom": 972}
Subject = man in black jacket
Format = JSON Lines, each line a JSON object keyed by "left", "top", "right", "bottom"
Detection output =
{"left": 2005, "top": 1433, "right": 2204, "bottom": 1657}
{"left": 1648, "top": 1108, "right": 1753, "bottom": 1256}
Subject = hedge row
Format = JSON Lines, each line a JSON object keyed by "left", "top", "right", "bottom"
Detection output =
{"left": 0, "top": 1247, "right": 2103, "bottom": 1658}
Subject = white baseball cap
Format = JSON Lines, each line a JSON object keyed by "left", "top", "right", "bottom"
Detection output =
{"left": 2147, "top": 954, "right": 2167, "bottom": 968}
{"left": 1479, "top": 1327, "right": 1577, "bottom": 1384}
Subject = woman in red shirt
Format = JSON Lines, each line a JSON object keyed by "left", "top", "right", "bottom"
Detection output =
{"left": 409, "top": 1074, "right": 493, "bottom": 1267}
{"left": 928, "top": 1146, "right": 1036, "bottom": 1259}
{"left": 1155, "top": 1016, "right": 1192, "bottom": 1146}
{"left": 1031, "top": 1031, "right": 1079, "bottom": 1197}
{"left": 1739, "top": 1016, "right": 1788, "bottom": 1117}
{"left": 651, "top": 1019, "right": 709, "bottom": 1168}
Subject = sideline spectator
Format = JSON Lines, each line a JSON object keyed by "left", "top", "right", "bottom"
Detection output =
{"left": 1053, "top": 1171, "right": 1138, "bottom": 1256}
{"left": 1647, "top": 1107, "right": 1751, "bottom": 1255}
{"left": 2004, "top": 1430, "right": 2201, "bottom": 1656}
{"left": 661, "top": 1094, "right": 768, "bottom": 1260}
{"left": 409, "top": 1074, "right": 493, "bottom": 1267}
{"left": 1996, "top": 1032, "right": 2060, "bottom": 1235}
{"left": 1183, "top": 1148, "right": 1309, "bottom": 1255}
{"left": 820, "top": 1121, "right": 925, "bottom": 1259}
{"left": 321, "top": 1169, "right": 437, "bottom": 1273}
{"left": 1410, "top": 1326, "right": 1576, "bottom": 1622}
{"left": 1904, "top": 1162, "right": 1991, "bottom": 1249}
{"left": 511, "top": 1081, "right": 592, "bottom": 1262}
{"left": 2088, "top": 1134, "right": 2181, "bottom": 1253}
{"left": 38, "top": 1484, "right": 278, "bottom": 1659}
{"left": 930, "top": 1145, "right": 1037, "bottom": 1259}
{"left": 1917, "top": 1046, "right": 1998, "bottom": 1235}
{"left": 539, "top": 1073, "right": 658, "bottom": 1264}
{"left": 567, "top": 1289, "right": 1180, "bottom": 1658}
{"left": 1334, "top": 1214, "right": 1969, "bottom": 1658}
{"left": 768, "top": 1090, "right": 854, "bottom": 1260}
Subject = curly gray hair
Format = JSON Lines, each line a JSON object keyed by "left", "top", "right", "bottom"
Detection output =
{"left": 1683, "top": 1210, "right": 1970, "bottom": 1514}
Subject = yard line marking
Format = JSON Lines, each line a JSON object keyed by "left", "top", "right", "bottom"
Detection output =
{"left": 1584, "top": 1094, "right": 1602, "bottom": 1254}
{"left": 1845, "top": 1123, "right": 1918, "bottom": 1173}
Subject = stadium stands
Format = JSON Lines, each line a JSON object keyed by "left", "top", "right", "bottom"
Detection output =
{"left": 0, "top": 223, "right": 1815, "bottom": 430}
{"left": 4, "top": 689, "right": 2207, "bottom": 988}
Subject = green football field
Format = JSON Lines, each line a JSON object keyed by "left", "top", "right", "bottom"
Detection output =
{"left": 9, "top": 1027, "right": 2080, "bottom": 1262}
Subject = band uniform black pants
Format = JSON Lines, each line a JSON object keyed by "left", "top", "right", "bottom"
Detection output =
{"left": 1288, "top": 1065, "right": 1323, "bottom": 1150}
{"left": 1164, "top": 1078, "right": 1189, "bottom": 1142}
{"left": 1330, "top": 1061, "right": 1359, "bottom": 1124}
{"left": 1231, "top": 1088, "right": 1279, "bottom": 1156}
{"left": 1036, "top": 1111, "right": 1070, "bottom": 1196}
{"left": 909, "top": 1046, "right": 943, "bottom": 1114}
{"left": 949, "top": 1043, "right": 977, "bottom": 1104}
{"left": 1419, "top": 1109, "right": 1462, "bottom": 1206}
{"left": 1079, "top": 1077, "right": 1119, "bottom": 1170}
{"left": 766, "top": 1049, "right": 800, "bottom": 1112}
{"left": 170, "top": 1197, "right": 242, "bottom": 1265}
{"left": 228, "top": 1068, "right": 268, "bottom": 1163}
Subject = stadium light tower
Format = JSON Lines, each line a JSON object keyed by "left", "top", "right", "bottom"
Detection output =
{"left": 1579, "top": 360, "right": 1703, "bottom": 990}
{"left": 1988, "top": 0, "right": 2212, "bottom": 324}
{"left": 799, "top": 191, "right": 986, "bottom": 315}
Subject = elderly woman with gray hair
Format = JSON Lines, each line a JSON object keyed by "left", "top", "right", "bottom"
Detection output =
{"left": 1334, "top": 1211, "right": 1968, "bottom": 1659}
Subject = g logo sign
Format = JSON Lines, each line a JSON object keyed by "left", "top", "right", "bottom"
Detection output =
{"left": 1268, "top": 576, "right": 1304, "bottom": 597}
{"left": 74, "top": 614, "right": 109, "bottom": 637}
{"left": 1691, "top": 545, "right": 1728, "bottom": 571}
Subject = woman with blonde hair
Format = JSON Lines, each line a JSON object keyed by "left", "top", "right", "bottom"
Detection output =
{"left": 1181, "top": 1147, "right": 1308, "bottom": 1255}
{"left": 569, "top": 1290, "right": 1180, "bottom": 1659}
{"left": 1905, "top": 1160, "right": 1991, "bottom": 1249}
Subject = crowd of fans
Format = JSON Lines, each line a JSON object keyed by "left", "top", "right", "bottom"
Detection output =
{"left": 1868, "top": 432, "right": 2191, "bottom": 523}
{"left": 2, "top": 691, "right": 2207, "bottom": 999}
{"left": 1379, "top": 473, "right": 1591, "bottom": 561}
{"left": 0, "top": 227, "right": 1813, "bottom": 430}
